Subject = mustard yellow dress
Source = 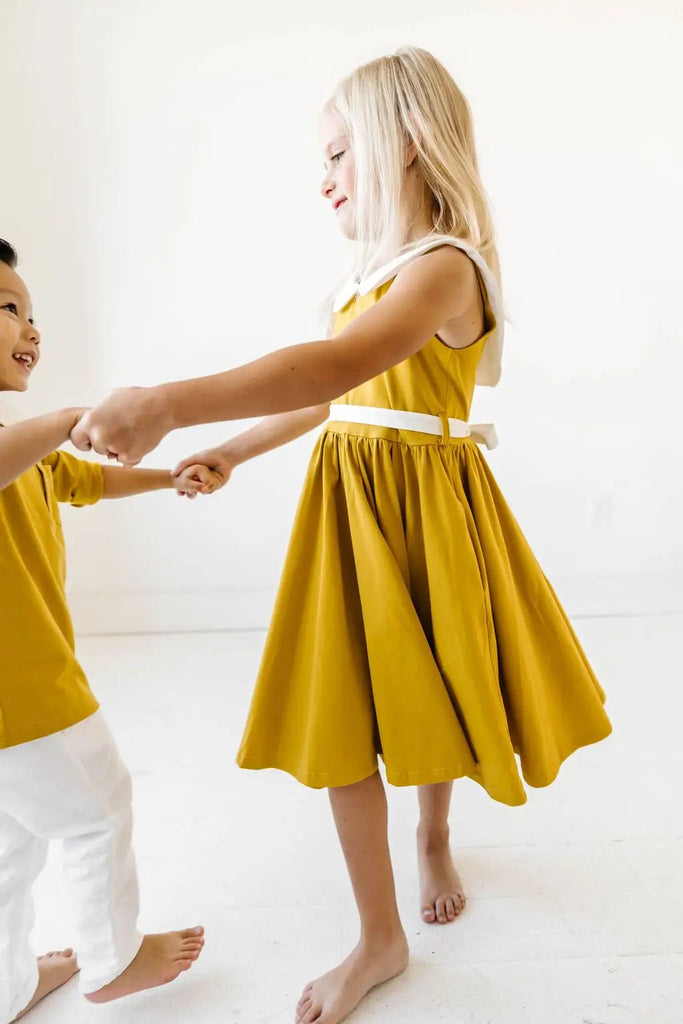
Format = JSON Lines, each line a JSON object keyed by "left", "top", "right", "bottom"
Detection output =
{"left": 237, "top": 239, "right": 611, "bottom": 806}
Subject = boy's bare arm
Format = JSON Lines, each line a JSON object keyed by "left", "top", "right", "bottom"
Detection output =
{"left": 0, "top": 408, "right": 81, "bottom": 490}
{"left": 100, "top": 466, "right": 175, "bottom": 499}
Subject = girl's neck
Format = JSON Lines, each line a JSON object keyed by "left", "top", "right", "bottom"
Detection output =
{"left": 402, "top": 174, "right": 436, "bottom": 246}
{"left": 404, "top": 220, "right": 435, "bottom": 245}
{"left": 364, "top": 179, "right": 435, "bottom": 274}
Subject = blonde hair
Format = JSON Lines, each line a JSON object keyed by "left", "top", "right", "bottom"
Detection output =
{"left": 329, "top": 46, "right": 501, "bottom": 290}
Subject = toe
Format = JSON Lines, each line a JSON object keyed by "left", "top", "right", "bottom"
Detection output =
{"left": 445, "top": 898, "right": 456, "bottom": 921}
{"left": 297, "top": 983, "right": 314, "bottom": 1009}
{"left": 421, "top": 903, "right": 436, "bottom": 923}
{"left": 296, "top": 997, "right": 312, "bottom": 1021}
{"left": 435, "top": 898, "right": 448, "bottom": 923}
{"left": 302, "top": 1006, "right": 321, "bottom": 1023}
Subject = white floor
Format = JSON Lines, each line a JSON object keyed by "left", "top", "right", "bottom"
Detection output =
{"left": 27, "top": 614, "right": 683, "bottom": 1024}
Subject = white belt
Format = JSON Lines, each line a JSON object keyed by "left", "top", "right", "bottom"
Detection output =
{"left": 328, "top": 404, "right": 498, "bottom": 450}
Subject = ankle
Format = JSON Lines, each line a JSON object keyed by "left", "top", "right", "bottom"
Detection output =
{"left": 359, "top": 922, "right": 407, "bottom": 952}
{"left": 417, "top": 821, "right": 450, "bottom": 851}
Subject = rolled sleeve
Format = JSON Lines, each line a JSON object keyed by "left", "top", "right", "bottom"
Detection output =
{"left": 41, "top": 451, "right": 105, "bottom": 507}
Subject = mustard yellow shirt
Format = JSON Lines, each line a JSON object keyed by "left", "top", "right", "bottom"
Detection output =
{"left": 0, "top": 450, "right": 104, "bottom": 748}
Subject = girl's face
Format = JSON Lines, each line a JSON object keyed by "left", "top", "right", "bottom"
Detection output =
{"left": 319, "top": 107, "right": 356, "bottom": 239}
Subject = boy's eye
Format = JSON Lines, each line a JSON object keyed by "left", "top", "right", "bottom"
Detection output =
{"left": 1, "top": 303, "right": 18, "bottom": 316}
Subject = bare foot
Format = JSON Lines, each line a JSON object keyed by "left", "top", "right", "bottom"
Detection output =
{"left": 417, "top": 823, "right": 466, "bottom": 924}
{"left": 13, "top": 949, "right": 79, "bottom": 1021}
{"left": 85, "top": 927, "right": 205, "bottom": 1004}
{"left": 295, "top": 931, "right": 408, "bottom": 1024}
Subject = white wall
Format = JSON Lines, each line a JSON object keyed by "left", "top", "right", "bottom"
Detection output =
{"left": 2, "top": 0, "right": 682, "bottom": 631}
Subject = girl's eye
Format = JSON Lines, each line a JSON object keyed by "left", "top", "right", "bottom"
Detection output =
{"left": 2, "top": 303, "right": 18, "bottom": 315}
{"left": 331, "top": 151, "right": 345, "bottom": 163}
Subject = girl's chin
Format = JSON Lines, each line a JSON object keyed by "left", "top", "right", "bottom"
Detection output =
{"left": 338, "top": 219, "right": 358, "bottom": 241}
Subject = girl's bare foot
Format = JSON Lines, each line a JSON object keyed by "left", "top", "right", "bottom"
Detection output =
{"left": 13, "top": 949, "right": 79, "bottom": 1021}
{"left": 417, "top": 823, "right": 466, "bottom": 924}
{"left": 294, "top": 931, "right": 408, "bottom": 1024}
{"left": 85, "top": 927, "right": 205, "bottom": 1003}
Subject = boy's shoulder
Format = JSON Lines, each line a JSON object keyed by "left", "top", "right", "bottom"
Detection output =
{"left": 1, "top": 449, "right": 104, "bottom": 508}
{"left": 40, "top": 450, "right": 104, "bottom": 507}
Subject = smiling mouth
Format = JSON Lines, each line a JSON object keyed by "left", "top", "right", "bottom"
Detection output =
{"left": 13, "top": 353, "right": 36, "bottom": 372}
{"left": 333, "top": 198, "right": 347, "bottom": 211}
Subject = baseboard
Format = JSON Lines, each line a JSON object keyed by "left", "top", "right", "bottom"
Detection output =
{"left": 549, "top": 571, "right": 683, "bottom": 619}
{"left": 69, "top": 587, "right": 275, "bottom": 636}
{"left": 68, "top": 572, "right": 683, "bottom": 637}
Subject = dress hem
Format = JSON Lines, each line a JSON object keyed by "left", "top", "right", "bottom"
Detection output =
{"left": 236, "top": 721, "right": 613, "bottom": 807}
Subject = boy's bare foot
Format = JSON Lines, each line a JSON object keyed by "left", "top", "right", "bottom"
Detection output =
{"left": 417, "top": 823, "right": 466, "bottom": 924}
{"left": 13, "top": 949, "right": 79, "bottom": 1021}
{"left": 85, "top": 928, "right": 205, "bottom": 1004}
{"left": 294, "top": 931, "right": 408, "bottom": 1024}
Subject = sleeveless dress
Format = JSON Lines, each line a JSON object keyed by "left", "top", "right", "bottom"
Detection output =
{"left": 236, "top": 237, "right": 611, "bottom": 806}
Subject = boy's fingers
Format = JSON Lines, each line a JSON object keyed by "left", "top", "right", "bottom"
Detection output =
{"left": 175, "top": 476, "right": 209, "bottom": 490}
{"left": 172, "top": 456, "right": 203, "bottom": 477}
{"left": 179, "top": 467, "right": 213, "bottom": 485}
{"left": 176, "top": 479, "right": 211, "bottom": 494}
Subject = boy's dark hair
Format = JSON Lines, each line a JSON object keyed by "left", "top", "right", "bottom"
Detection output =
{"left": 0, "top": 239, "right": 18, "bottom": 268}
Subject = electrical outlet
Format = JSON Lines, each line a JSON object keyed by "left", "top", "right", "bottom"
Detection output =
{"left": 589, "top": 493, "right": 614, "bottom": 530}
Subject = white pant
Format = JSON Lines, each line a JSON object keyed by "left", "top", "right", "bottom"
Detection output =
{"left": 0, "top": 712, "right": 143, "bottom": 1021}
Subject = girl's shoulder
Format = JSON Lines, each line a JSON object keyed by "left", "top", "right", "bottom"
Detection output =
{"left": 333, "top": 235, "right": 504, "bottom": 386}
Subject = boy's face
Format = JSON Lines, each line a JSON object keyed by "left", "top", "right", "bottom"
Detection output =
{"left": 0, "top": 262, "right": 40, "bottom": 393}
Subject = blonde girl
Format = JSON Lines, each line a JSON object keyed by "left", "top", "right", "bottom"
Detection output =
{"left": 75, "top": 47, "right": 612, "bottom": 1024}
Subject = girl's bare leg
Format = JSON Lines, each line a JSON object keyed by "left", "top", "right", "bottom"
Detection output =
{"left": 417, "top": 781, "right": 466, "bottom": 924}
{"left": 295, "top": 772, "right": 409, "bottom": 1024}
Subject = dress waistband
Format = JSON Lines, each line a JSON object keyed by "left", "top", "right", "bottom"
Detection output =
{"left": 327, "top": 404, "right": 498, "bottom": 450}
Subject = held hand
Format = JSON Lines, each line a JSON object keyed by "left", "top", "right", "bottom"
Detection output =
{"left": 172, "top": 463, "right": 228, "bottom": 498}
{"left": 172, "top": 447, "right": 235, "bottom": 495}
{"left": 70, "top": 387, "right": 173, "bottom": 466}
{"left": 66, "top": 407, "right": 92, "bottom": 441}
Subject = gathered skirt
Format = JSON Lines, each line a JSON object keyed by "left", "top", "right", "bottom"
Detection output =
{"left": 237, "top": 430, "right": 611, "bottom": 806}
